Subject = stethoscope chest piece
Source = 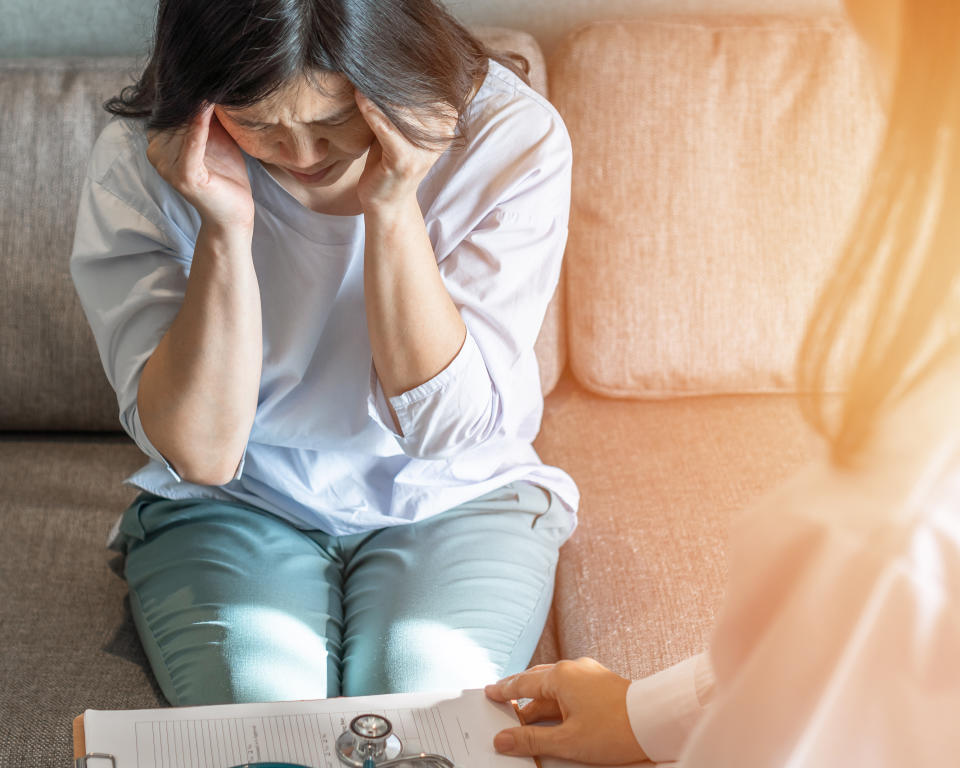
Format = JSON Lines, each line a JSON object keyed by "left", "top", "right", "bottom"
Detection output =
{"left": 335, "top": 714, "right": 403, "bottom": 767}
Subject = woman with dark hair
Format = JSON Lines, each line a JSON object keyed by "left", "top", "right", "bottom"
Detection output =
{"left": 71, "top": 0, "right": 577, "bottom": 706}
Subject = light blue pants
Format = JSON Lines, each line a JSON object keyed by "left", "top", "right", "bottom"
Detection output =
{"left": 115, "top": 482, "right": 568, "bottom": 706}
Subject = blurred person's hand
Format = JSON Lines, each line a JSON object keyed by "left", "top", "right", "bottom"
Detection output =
{"left": 485, "top": 657, "right": 649, "bottom": 765}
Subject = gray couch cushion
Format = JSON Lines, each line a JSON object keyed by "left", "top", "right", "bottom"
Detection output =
{"left": 0, "top": 435, "right": 158, "bottom": 767}
{"left": 0, "top": 58, "right": 137, "bottom": 431}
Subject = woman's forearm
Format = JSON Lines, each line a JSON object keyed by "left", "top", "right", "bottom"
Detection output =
{"left": 137, "top": 224, "right": 262, "bottom": 485}
{"left": 363, "top": 196, "right": 466, "bottom": 400}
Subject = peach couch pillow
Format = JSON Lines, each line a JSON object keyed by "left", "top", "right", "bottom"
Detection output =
{"left": 550, "top": 17, "right": 884, "bottom": 397}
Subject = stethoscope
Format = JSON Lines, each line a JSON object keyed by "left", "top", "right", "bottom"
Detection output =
{"left": 335, "top": 713, "right": 455, "bottom": 767}
{"left": 230, "top": 712, "right": 456, "bottom": 768}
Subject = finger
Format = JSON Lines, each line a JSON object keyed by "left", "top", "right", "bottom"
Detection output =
{"left": 485, "top": 667, "right": 552, "bottom": 703}
{"left": 493, "top": 725, "right": 570, "bottom": 759}
{"left": 516, "top": 697, "right": 562, "bottom": 724}
{"left": 364, "top": 136, "right": 383, "bottom": 169}
{"left": 179, "top": 103, "right": 215, "bottom": 173}
{"left": 146, "top": 125, "right": 180, "bottom": 155}
{"left": 206, "top": 109, "right": 234, "bottom": 148}
{"left": 355, "top": 90, "right": 408, "bottom": 157}
{"left": 146, "top": 126, "right": 182, "bottom": 174}
{"left": 524, "top": 664, "right": 556, "bottom": 674}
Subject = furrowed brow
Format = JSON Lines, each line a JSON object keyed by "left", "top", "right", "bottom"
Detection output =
{"left": 231, "top": 116, "right": 272, "bottom": 128}
{"left": 228, "top": 104, "right": 357, "bottom": 128}
{"left": 313, "top": 104, "right": 358, "bottom": 124}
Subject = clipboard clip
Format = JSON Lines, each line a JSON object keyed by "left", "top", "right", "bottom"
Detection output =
{"left": 75, "top": 753, "right": 117, "bottom": 768}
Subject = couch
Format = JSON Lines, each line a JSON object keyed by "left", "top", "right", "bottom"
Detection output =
{"left": 0, "top": 15, "right": 882, "bottom": 767}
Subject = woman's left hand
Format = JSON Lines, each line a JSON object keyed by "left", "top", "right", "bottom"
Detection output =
{"left": 354, "top": 90, "right": 456, "bottom": 212}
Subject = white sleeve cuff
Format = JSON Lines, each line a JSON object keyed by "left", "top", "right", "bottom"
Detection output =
{"left": 230, "top": 451, "right": 246, "bottom": 482}
{"left": 368, "top": 362, "right": 403, "bottom": 437}
{"left": 127, "top": 405, "right": 246, "bottom": 484}
{"left": 387, "top": 330, "right": 477, "bottom": 416}
{"left": 366, "top": 331, "right": 498, "bottom": 458}
{"left": 626, "top": 654, "right": 711, "bottom": 763}
{"left": 127, "top": 404, "right": 183, "bottom": 483}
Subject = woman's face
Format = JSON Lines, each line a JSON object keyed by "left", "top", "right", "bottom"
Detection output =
{"left": 844, "top": 0, "right": 901, "bottom": 105}
{"left": 215, "top": 71, "right": 375, "bottom": 190}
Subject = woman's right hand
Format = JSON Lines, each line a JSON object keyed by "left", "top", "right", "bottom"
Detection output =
{"left": 146, "top": 104, "right": 256, "bottom": 233}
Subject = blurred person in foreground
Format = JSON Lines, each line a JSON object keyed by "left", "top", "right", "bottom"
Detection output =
{"left": 486, "top": 0, "right": 960, "bottom": 763}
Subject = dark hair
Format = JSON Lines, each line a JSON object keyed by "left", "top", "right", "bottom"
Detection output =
{"left": 105, "top": 0, "right": 530, "bottom": 148}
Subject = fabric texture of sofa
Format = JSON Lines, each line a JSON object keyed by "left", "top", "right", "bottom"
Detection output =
{"left": 0, "top": 16, "right": 880, "bottom": 767}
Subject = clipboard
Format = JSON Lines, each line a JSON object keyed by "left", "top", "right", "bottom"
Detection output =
{"left": 511, "top": 700, "right": 545, "bottom": 768}
{"left": 73, "top": 698, "right": 542, "bottom": 768}
{"left": 73, "top": 714, "right": 117, "bottom": 767}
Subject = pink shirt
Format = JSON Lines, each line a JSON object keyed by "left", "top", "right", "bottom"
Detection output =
{"left": 628, "top": 345, "right": 960, "bottom": 766}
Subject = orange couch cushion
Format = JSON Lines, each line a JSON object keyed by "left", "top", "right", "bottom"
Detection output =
{"left": 550, "top": 17, "right": 884, "bottom": 398}
{"left": 533, "top": 376, "right": 820, "bottom": 675}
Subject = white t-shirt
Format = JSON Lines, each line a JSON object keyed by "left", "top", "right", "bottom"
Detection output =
{"left": 71, "top": 60, "right": 579, "bottom": 537}
{"left": 627, "top": 345, "right": 960, "bottom": 766}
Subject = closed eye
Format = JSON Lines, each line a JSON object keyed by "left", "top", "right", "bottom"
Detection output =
{"left": 313, "top": 109, "right": 359, "bottom": 127}
{"left": 244, "top": 117, "right": 353, "bottom": 131}
{"left": 313, "top": 104, "right": 360, "bottom": 127}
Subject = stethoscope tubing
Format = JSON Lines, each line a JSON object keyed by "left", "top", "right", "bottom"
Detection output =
{"left": 357, "top": 755, "right": 456, "bottom": 767}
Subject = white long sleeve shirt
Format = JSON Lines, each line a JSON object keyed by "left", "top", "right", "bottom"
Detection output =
{"left": 628, "top": 345, "right": 960, "bottom": 766}
{"left": 70, "top": 61, "right": 578, "bottom": 537}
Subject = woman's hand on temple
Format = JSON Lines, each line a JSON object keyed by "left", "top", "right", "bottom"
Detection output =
{"left": 354, "top": 90, "right": 456, "bottom": 213}
{"left": 146, "top": 104, "right": 255, "bottom": 234}
{"left": 484, "top": 657, "right": 649, "bottom": 765}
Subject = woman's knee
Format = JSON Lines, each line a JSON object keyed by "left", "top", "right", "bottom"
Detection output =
{"left": 136, "top": 601, "right": 340, "bottom": 705}
{"left": 340, "top": 599, "right": 554, "bottom": 696}
{"left": 341, "top": 617, "right": 506, "bottom": 696}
